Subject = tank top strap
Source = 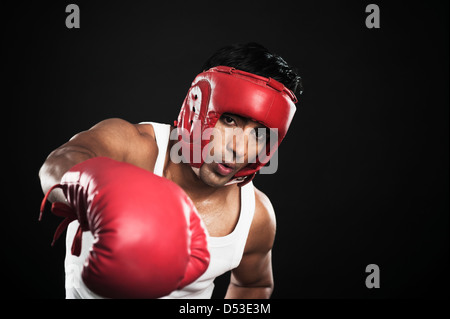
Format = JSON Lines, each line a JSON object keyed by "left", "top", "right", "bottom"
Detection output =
{"left": 139, "top": 121, "right": 171, "bottom": 177}
{"left": 231, "top": 181, "right": 256, "bottom": 266}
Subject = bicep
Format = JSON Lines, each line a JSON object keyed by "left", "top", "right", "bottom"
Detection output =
{"left": 231, "top": 250, "right": 273, "bottom": 288}
{"left": 230, "top": 188, "right": 277, "bottom": 288}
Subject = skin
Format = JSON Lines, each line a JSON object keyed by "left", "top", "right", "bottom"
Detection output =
{"left": 39, "top": 114, "right": 277, "bottom": 299}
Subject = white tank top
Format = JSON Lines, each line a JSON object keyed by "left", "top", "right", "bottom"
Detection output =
{"left": 64, "top": 122, "right": 256, "bottom": 299}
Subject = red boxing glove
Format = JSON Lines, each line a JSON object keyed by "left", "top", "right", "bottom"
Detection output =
{"left": 40, "top": 157, "right": 210, "bottom": 298}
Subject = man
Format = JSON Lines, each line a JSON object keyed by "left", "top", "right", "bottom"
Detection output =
{"left": 39, "top": 42, "right": 302, "bottom": 298}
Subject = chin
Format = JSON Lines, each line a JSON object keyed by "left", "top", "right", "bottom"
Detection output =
{"left": 200, "top": 174, "right": 230, "bottom": 188}
{"left": 199, "top": 164, "right": 232, "bottom": 188}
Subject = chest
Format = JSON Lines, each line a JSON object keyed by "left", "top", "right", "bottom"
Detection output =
{"left": 193, "top": 195, "right": 241, "bottom": 238}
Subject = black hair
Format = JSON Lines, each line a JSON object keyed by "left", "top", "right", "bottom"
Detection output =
{"left": 202, "top": 42, "right": 303, "bottom": 97}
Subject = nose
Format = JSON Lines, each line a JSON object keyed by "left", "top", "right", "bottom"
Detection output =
{"left": 226, "top": 129, "right": 246, "bottom": 163}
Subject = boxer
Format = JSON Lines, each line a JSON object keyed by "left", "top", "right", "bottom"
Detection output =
{"left": 39, "top": 42, "right": 302, "bottom": 299}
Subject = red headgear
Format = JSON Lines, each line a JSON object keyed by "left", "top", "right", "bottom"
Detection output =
{"left": 175, "top": 66, "right": 298, "bottom": 186}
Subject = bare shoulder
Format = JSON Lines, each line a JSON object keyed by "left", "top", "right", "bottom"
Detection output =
{"left": 89, "top": 118, "right": 154, "bottom": 139}
{"left": 84, "top": 118, "right": 159, "bottom": 171}
{"left": 134, "top": 121, "right": 157, "bottom": 140}
{"left": 244, "top": 186, "right": 277, "bottom": 254}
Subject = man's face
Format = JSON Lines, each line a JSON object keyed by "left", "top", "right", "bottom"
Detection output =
{"left": 198, "top": 113, "right": 268, "bottom": 187}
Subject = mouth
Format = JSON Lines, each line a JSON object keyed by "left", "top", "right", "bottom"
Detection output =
{"left": 215, "top": 162, "right": 236, "bottom": 176}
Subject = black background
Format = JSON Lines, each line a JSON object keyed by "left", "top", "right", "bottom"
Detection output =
{"left": 3, "top": 1, "right": 448, "bottom": 299}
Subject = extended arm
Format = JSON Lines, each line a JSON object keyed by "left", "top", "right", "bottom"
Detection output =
{"left": 39, "top": 118, "right": 157, "bottom": 202}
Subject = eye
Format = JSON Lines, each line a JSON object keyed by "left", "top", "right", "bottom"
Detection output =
{"left": 252, "top": 128, "right": 268, "bottom": 143}
{"left": 221, "top": 115, "right": 236, "bottom": 126}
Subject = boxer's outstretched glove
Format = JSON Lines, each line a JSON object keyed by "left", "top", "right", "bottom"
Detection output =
{"left": 40, "top": 157, "right": 210, "bottom": 298}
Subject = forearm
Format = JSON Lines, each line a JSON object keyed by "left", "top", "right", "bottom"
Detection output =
{"left": 224, "top": 282, "right": 273, "bottom": 299}
{"left": 39, "top": 146, "right": 95, "bottom": 202}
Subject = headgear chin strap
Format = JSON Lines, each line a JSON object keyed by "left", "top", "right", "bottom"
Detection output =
{"left": 175, "top": 66, "right": 298, "bottom": 186}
